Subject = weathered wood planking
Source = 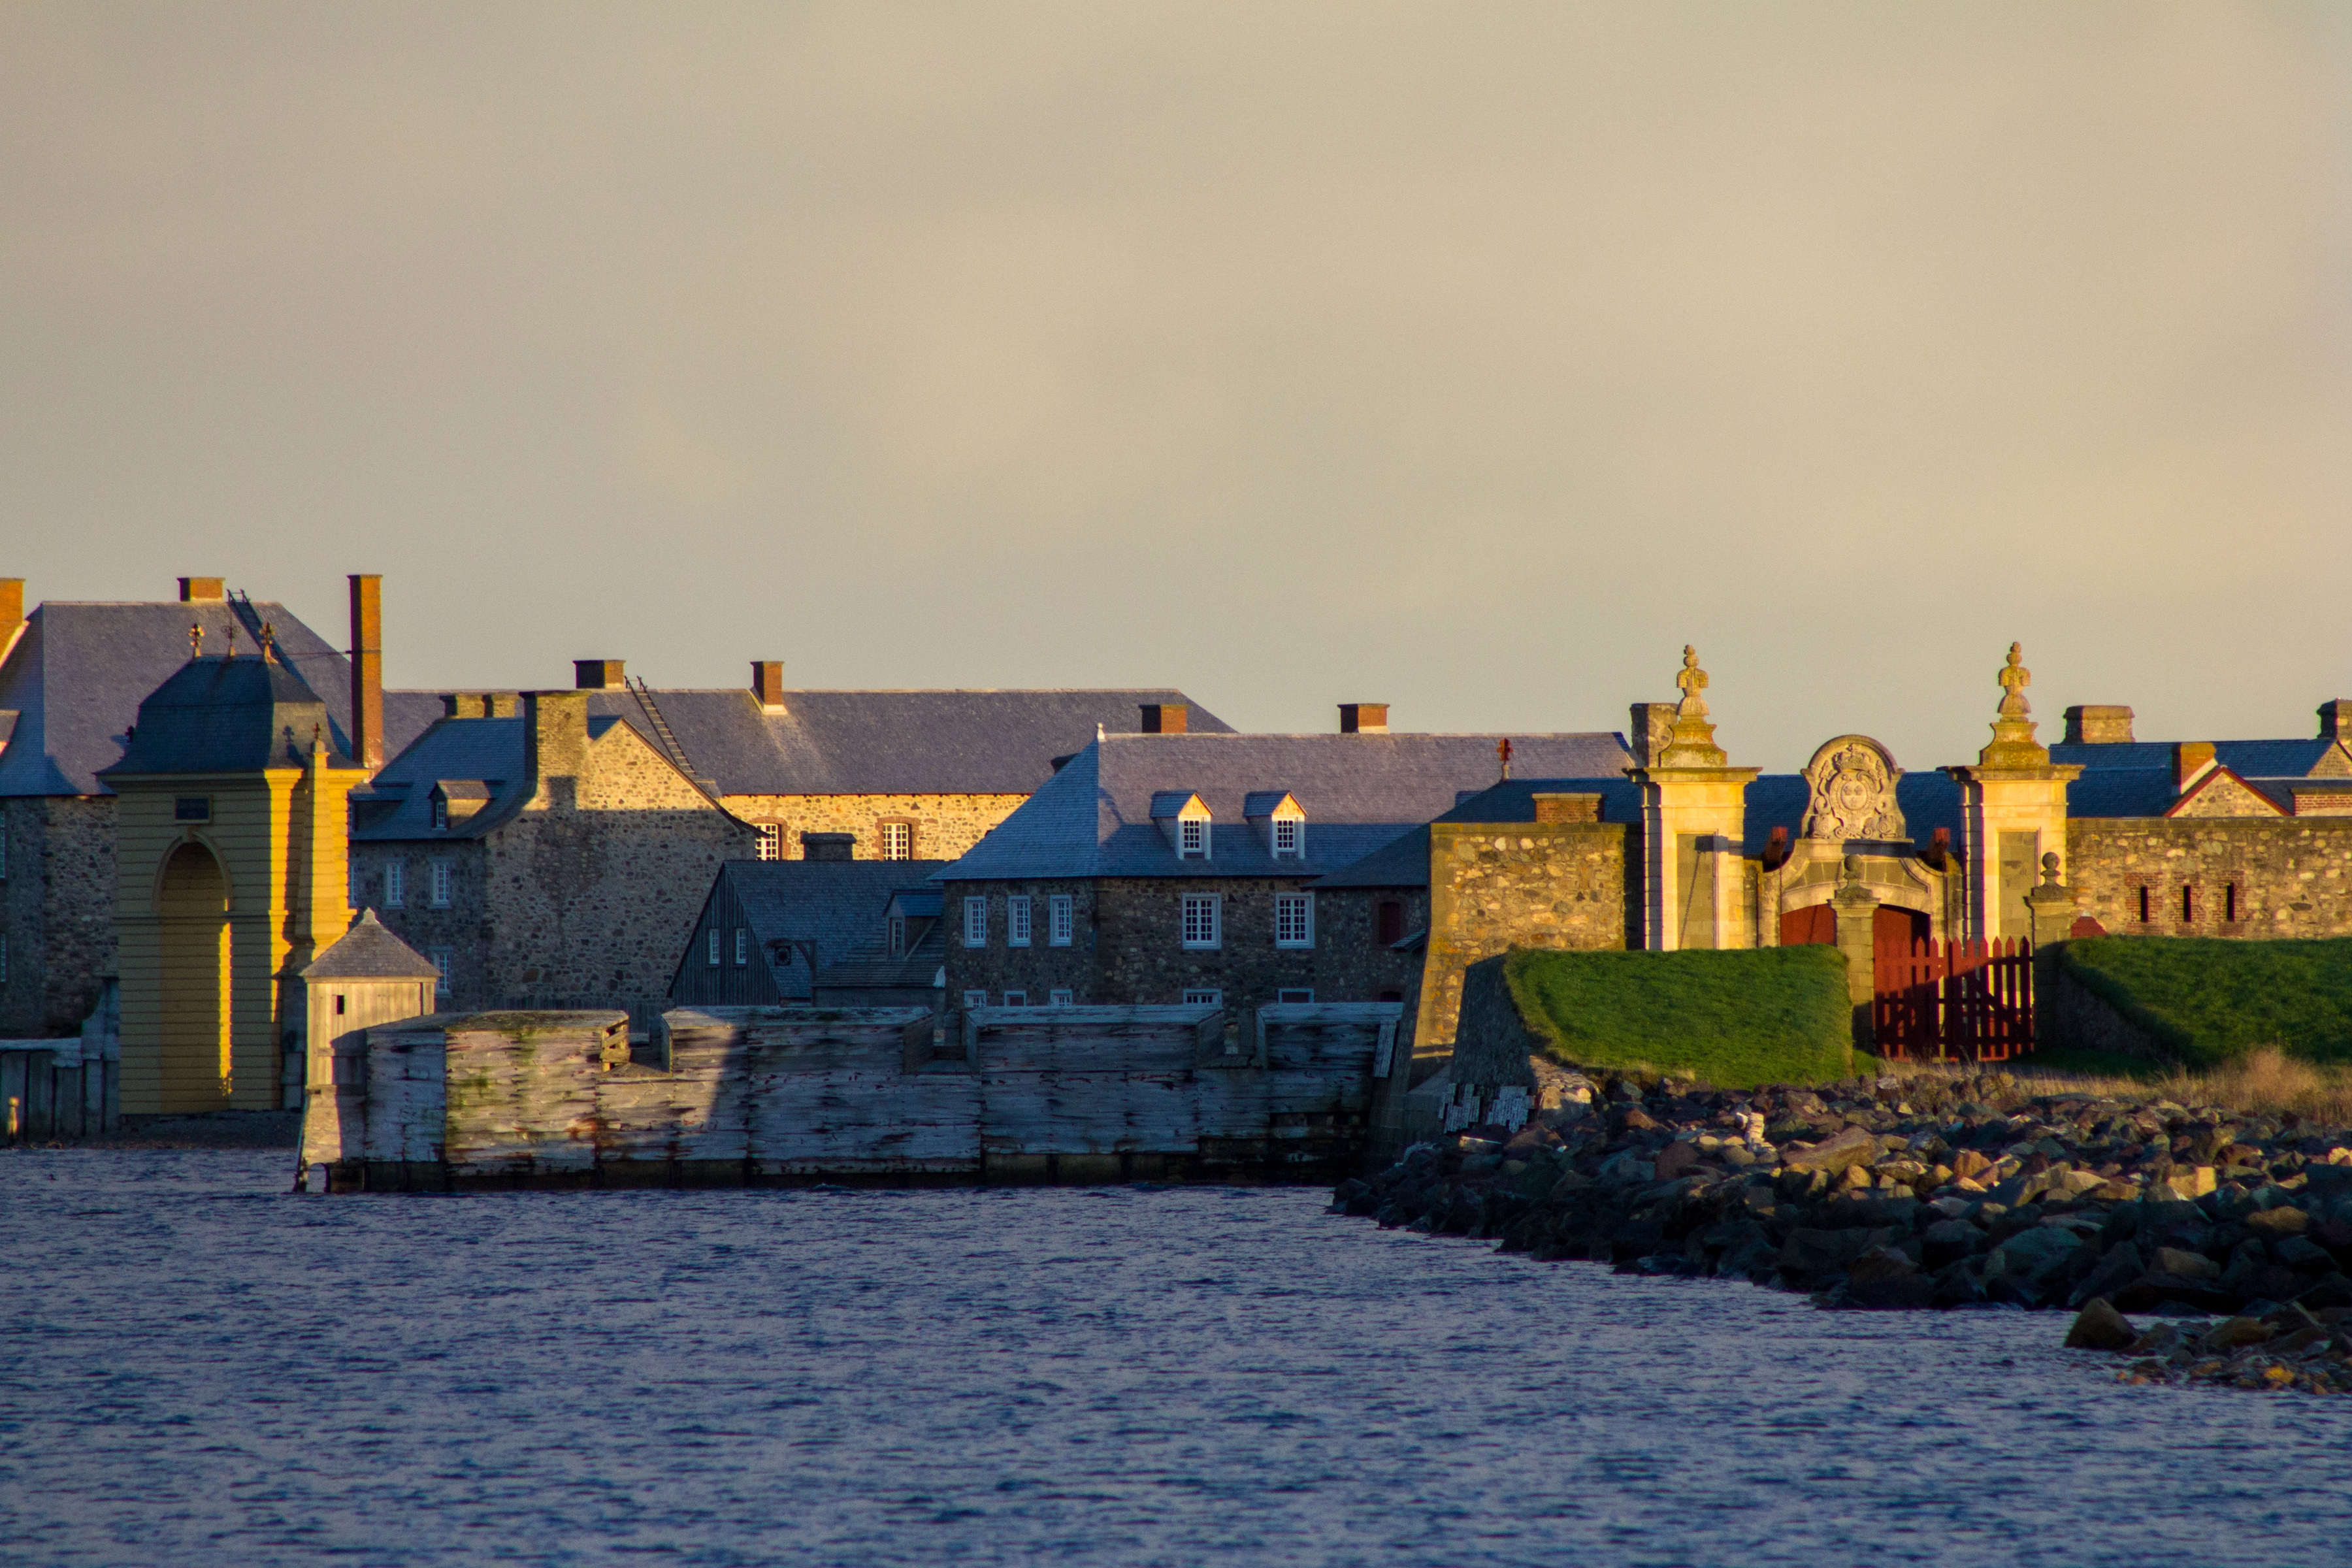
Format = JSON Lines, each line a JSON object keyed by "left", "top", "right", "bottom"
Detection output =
{"left": 436, "top": 1012, "right": 619, "bottom": 1177}
{"left": 736, "top": 1010, "right": 978, "bottom": 1176}
{"left": 973, "top": 1007, "right": 1219, "bottom": 1164}
{"left": 1257, "top": 1004, "right": 1399, "bottom": 1172}
{"left": 1, "top": 1047, "right": 120, "bottom": 1143}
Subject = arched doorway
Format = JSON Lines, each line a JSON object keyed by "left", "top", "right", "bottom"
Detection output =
{"left": 1779, "top": 903, "right": 1931, "bottom": 949}
{"left": 157, "top": 841, "right": 231, "bottom": 1110}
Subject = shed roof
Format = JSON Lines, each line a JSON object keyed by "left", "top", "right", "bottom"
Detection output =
{"left": 302, "top": 909, "right": 444, "bottom": 980}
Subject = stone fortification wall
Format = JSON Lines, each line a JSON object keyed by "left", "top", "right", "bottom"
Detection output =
{"left": 363, "top": 841, "right": 489, "bottom": 1010}
{"left": 2066, "top": 818, "right": 2352, "bottom": 939}
{"left": 1413, "top": 821, "right": 1630, "bottom": 1058}
{"left": 720, "top": 793, "right": 1028, "bottom": 862}
{"left": 0, "top": 796, "right": 116, "bottom": 1037}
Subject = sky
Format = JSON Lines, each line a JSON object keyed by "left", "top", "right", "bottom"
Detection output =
{"left": 4, "top": 2, "right": 2349, "bottom": 772}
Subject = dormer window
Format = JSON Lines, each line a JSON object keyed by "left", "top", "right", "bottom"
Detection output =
{"left": 1181, "top": 817, "right": 1207, "bottom": 857}
{"left": 1151, "top": 791, "right": 1213, "bottom": 860}
{"left": 1273, "top": 817, "right": 1301, "bottom": 858}
{"left": 1245, "top": 791, "right": 1305, "bottom": 858}
{"left": 431, "top": 796, "right": 449, "bottom": 831}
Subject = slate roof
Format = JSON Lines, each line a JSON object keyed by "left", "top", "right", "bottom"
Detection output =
{"left": 302, "top": 909, "right": 442, "bottom": 981}
{"left": 2055, "top": 737, "right": 2352, "bottom": 818}
{"left": 935, "top": 730, "right": 1637, "bottom": 883}
{"left": 585, "top": 687, "right": 1233, "bottom": 797}
{"left": 690, "top": 860, "right": 947, "bottom": 1000}
{"left": 0, "top": 600, "right": 442, "bottom": 796}
{"left": 349, "top": 716, "right": 529, "bottom": 841}
{"left": 99, "top": 653, "right": 357, "bottom": 777}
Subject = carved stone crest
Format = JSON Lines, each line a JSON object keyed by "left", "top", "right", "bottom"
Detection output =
{"left": 1801, "top": 735, "right": 1907, "bottom": 843}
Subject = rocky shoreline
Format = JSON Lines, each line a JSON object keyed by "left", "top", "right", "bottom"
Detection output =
{"left": 1333, "top": 1068, "right": 2352, "bottom": 1391}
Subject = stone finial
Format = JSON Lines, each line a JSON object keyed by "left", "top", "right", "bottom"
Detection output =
{"left": 259, "top": 621, "right": 277, "bottom": 659}
{"left": 1655, "top": 645, "right": 1729, "bottom": 768}
{"left": 188, "top": 621, "right": 203, "bottom": 659}
{"left": 223, "top": 622, "right": 237, "bottom": 657}
{"left": 2040, "top": 851, "right": 2063, "bottom": 887}
{"left": 1977, "top": 641, "right": 2051, "bottom": 767}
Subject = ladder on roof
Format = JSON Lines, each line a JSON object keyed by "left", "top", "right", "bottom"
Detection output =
{"left": 626, "top": 676, "right": 721, "bottom": 801}
{"left": 224, "top": 589, "right": 269, "bottom": 655}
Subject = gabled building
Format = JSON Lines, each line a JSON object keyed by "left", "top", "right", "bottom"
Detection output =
{"left": 668, "top": 856, "right": 949, "bottom": 1012}
{"left": 0, "top": 574, "right": 438, "bottom": 1037}
{"left": 932, "top": 713, "right": 1635, "bottom": 1033}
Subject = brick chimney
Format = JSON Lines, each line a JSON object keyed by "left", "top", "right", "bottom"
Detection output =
{"left": 801, "top": 832, "right": 855, "bottom": 862}
{"left": 0, "top": 578, "right": 22, "bottom": 648}
{"left": 178, "top": 576, "right": 225, "bottom": 602}
{"left": 525, "top": 691, "right": 591, "bottom": 785}
{"left": 2321, "top": 700, "right": 2351, "bottom": 742}
{"left": 1338, "top": 703, "right": 1388, "bottom": 734}
{"left": 2174, "top": 742, "right": 2216, "bottom": 791}
{"left": 348, "top": 574, "right": 384, "bottom": 769}
{"left": 574, "top": 659, "right": 626, "bottom": 691}
{"left": 2063, "top": 705, "right": 2135, "bottom": 745}
{"left": 1139, "top": 702, "right": 1187, "bottom": 734}
{"left": 1531, "top": 792, "right": 1599, "bottom": 823}
{"left": 752, "top": 661, "right": 785, "bottom": 711}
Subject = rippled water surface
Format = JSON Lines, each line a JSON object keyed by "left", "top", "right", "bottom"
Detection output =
{"left": 6, "top": 1151, "right": 2351, "bottom": 1566}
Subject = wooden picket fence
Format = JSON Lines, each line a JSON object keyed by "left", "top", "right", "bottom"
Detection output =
{"left": 1872, "top": 937, "right": 2033, "bottom": 1063}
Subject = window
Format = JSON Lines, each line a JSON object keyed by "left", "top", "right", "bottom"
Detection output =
{"left": 2137, "top": 886, "right": 2151, "bottom": 924}
{"left": 878, "top": 821, "right": 914, "bottom": 861}
{"left": 1007, "top": 895, "right": 1032, "bottom": 947}
{"left": 1049, "top": 988, "right": 1074, "bottom": 1007}
{"left": 1377, "top": 988, "right": 1404, "bottom": 1004}
{"left": 963, "top": 896, "right": 988, "bottom": 947}
{"left": 429, "top": 859, "right": 453, "bottom": 908}
{"left": 1179, "top": 817, "right": 1208, "bottom": 858}
{"left": 1182, "top": 988, "right": 1223, "bottom": 1007}
{"left": 384, "top": 860, "right": 405, "bottom": 907}
{"left": 2225, "top": 883, "right": 2239, "bottom": 923}
{"left": 1377, "top": 900, "right": 1405, "bottom": 947}
{"left": 429, "top": 947, "right": 452, "bottom": 999}
{"left": 1274, "top": 892, "right": 1313, "bottom": 949}
{"left": 1048, "top": 894, "right": 1074, "bottom": 946}
{"left": 963, "top": 990, "right": 989, "bottom": 1009}
{"left": 1003, "top": 990, "right": 1029, "bottom": 1007}
{"left": 755, "top": 824, "right": 781, "bottom": 862}
{"left": 431, "top": 796, "right": 449, "bottom": 831}
{"left": 1272, "top": 816, "right": 1302, "bottom": 858}
{"left": 888, "top": 915, "right": 907, "bottom": 957}
{"left": 2181, "top": 885, "right": 2197, "bottom": 923}
{"left": 174, "top": 796, "right": 210, "bottom": 823}
{"left": 0, "top": 829, "right": 7, "bottom": 879}
{"left": 1181, "top": 893, "right": 1221, "bottom": 949}
{"left": 1277, "top": 988, "right": 1315, "bottom": 1004}
{"left": 334, "top": 993, "right": 346, "bottom": 1017}
{"left": 734, "top": 929, "right": 748, "bottom": 966}
{"left": 708, "top": 927, "right": 722, "bottom": 966}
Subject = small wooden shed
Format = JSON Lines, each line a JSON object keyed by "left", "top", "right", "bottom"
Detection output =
{"left": 298, "top": 909, "right": 440, "bottom": 1171}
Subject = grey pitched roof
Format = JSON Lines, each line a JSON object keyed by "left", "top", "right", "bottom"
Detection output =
{"left": 585, "top": 687, "right": 1233, "bottom": 797}
{"left": 817, "top": 917, "right": 947, "bottom": 992}
{"left": 302, "top": 909, "right": 442, "bottom": 981}
{"left": 703, "top": 860, "right": 948, "bottom": 998}
{"left": 101, "top": 653, "right": 358, "bottom": 776}
{"left": 2051, "top": 738, "right": 2342, "bottom": 777}
{"left": 350, "top": 717, "right": 527, "bottom": 841}
{"left": 0, "top": 600, "right": 441, "bottom": 796}
{"left": 936, "top": 730, "right": 1636, "bottom": 883}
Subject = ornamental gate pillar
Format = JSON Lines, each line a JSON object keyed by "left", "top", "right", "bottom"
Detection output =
{"left": 1632, "top": 647, "right": 1759, "bottom": 951}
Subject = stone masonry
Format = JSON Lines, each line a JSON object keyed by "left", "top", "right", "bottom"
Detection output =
{"left": 0, "top": 796, "right": 117, "bottom": 1037}
{"left": 721, "top": 792, "right": 1028, "bottom": 863}
{"left": 2065, "top": 817, "right": 2352, "bottom": 939}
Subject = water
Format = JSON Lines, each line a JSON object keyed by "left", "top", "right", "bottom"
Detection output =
{"left": 5, "top": 1152, "right": 2350, "bottom": 1567}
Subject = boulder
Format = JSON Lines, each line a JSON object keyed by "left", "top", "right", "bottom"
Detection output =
{"left": 2198, "top": 1316, "right": 2277, "bottom": 1352}
{"left": 2069, "top": 1242, "right": 2145, "bottom": 1310}
{"left": 2149, "top": 1246, "right": 2219, "bottom": 1281}
{"left": 1922, "top": 1218, "right": 1984, "bottom": 1271}
{"left": 2160, "top": 1166, "right": 2219, "bottom": 1201}
{"left": 2112, "top": 1272, "right": 2242, "bottom": 1316}
{"left": 1780, "top": 1226, "right": 1900, "bottom": 1276}
{"left": 2246, "top": 1205, "right": 2309, "bottom": 1240}
{"left": 1652, "top": 1142, "right": 1703, "bottom": 1181}
{"left": 2065, "top": 1298, "right": 2139, "bottom": 1351}
{"left": 1784, "top": 1125, "right": 1880, "bottom": 1175}
{"left": 1985, "top": 1225, "right": 2085, "bottom": 1284}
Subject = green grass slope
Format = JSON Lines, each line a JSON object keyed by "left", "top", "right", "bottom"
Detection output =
{"left": 2060, "top": 936, "right": 2352, "bottom": 1068}
{"left": 1500, "top": 945, "right": 1854, "bottom": 1088}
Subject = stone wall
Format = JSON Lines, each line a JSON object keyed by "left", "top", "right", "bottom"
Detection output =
{"left": 720, "top": 792, "right": 1029, "bottom": 862}
{"left": 1413, "top": 821, "right": 1631, "bottom": 1058}
{"left": 2066, "top": 818, "right": 2352, "bottom": 939}
{"left": 361, "top": 841, "right": 489, "bottom": 1011}
{"left": 0, "top": 795, "right": 117, "bottom": 1037}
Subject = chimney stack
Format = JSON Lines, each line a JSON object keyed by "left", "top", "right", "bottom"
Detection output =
{"left": 1627, "top": 702, "right": 1678, "bottom": 768}
{"left": 0, "top": 578, "right": 22, "bottom": 648}
{"left": 2321, "top": 700, "right": 2351, "bottom": 742}
{"left": 2063, "top": 705, "right": 2135, "bottom": 745}
{"left": 1531, "top": 792, "right": 1599, "bottom": 823}
{"left": 1338, "top": 703, "right": 1388, "bottom": 734}
{"left": 1139, "top": 702, "right": 1187, "bottom": 734}
{"left": 800, "top": 832, "right": 855, "bottom": 862}
{"left": 178, "top": 576, "right": 225, "bottom": 602}
{"left": 2174, "top": 742, "right": 2216, "bottom": 791}
{"left": 525, "top": 691, "right": 591, "bottom": 785}
{"left": 348, "top": 574, "right": 384, "bottom": 770}
{"left": 574, "top": 659, "right": 626, "bottom": 691}
{"left": 752, "top": 661, "right": 785, "bottom": 711}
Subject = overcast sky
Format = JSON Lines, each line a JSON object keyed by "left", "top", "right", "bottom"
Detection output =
{"left": 4, "top": 3, "right": 2348, "bottom": 770}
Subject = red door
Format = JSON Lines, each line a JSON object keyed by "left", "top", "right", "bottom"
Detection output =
{"left": 1780, "top": 904, "right": 1836, "bottom": 945}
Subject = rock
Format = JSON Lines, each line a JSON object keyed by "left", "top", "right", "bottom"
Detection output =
{"left": 1652, "top": 1142, "right": 1702, "bottom": 1181}
{"left": 2065, "top": 1298, "right": 2139, "bottom": 1351}
{"left": 2199, "top": 1316, "right": 2278, "bottom": 1352}
{"left": 1985, "top": 1225, "right": 2084, "bottom": 1284}
{"left": 2246, "top": 1205, "right": 2310, "bottom": 1239}
{"left": 2276, "top": 1235, "right": 2336, "bottom": 1271}
{"left": 1780, "top": 1226, "right": 1899, "bottom": 1276}
{"left": 1784, "top": 1125, "right": 1880, "bottom": 1175}
{"left": 2149, "top": 1246, "right": 2219, "bottom": 1281}
{"left": 1951, "top": 1149, "right": 1993, "bottom": 1181}
{"left": 1922, "top": 1218, "right": 1984, "bottom": 1271}
{"left": 2070, "top": 1242, "right": 2145, "bottom": 1310}
{"left": 2122, "top": 1322, "right": 2183, "bottom": 1358}
{"left": 2161, "top": 1166, "right": 2219, "bottom": 1201}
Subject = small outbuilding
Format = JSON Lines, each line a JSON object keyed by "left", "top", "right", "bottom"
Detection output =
{"left": 297, "top": 908, "right": 441, "bottom": 1171}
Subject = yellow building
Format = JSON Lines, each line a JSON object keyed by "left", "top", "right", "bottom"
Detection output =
{"left": 102, "top": 641, "right": 370, "bottom": 1114}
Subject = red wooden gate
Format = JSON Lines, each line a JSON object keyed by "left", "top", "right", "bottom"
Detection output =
{"left": 1871, "top": 936, "right": 2033, "bottom": 1062}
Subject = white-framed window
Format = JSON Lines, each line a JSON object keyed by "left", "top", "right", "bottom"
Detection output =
{"left": 1007, "top": 895, "right": 1032, "bottom": 947}
{"left": 1179, "top": 817, "right": 1208, "bottom": 858}
{"left": 879, "top": 821, "right": 913, "bottom": 861}
{"left": 963, "top": 896, "right": 988, "bottom": 947}
{"left": 708, "top": 927, "right": 722, "bottom": 966}
{"left": 1274, "top": 892, "right": 1313, "bottom": 949}
{"left": 1182, "top": 988, "right": 1223, "bottom": 1007}
{"left": 1181, "top": 893, "right": 1221, "bottom": 949}
{"left": 431, "top": 795, "right": 449, "bottom": 832}
{"left": 755, "top": 824, "right": 781, "bottom": 862}
{"left": 734, "top": 929, "right": 748, "bottom": 966}
{"left": 1004, "top": 989, "right": 1028, "bottom": 1006}
{"left": 1049, "top": 988, "right": 1074, "bottom": 1007}
{"left": 1048, "top": 894, "right": 1074, "bottom": 947}
{"left": 1277, "top": 987, "right": 1315, "bottom": 1004}
{"left": 1272, "top": 816, "right": 1302, "bottom": 858}
{"left": 963, "top": 989, "right": 989, "bottom": 1009}
{"left": 429, "top": 859, "right": 453, "bottom": 909}
{"left": 429, "top": 946, "right": 453, "bottom": 998}
{"left": 384, "top": 860, "right": 405, "bottom": 907}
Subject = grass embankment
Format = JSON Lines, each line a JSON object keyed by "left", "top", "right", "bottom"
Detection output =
{"left": 1501, "top": 945, "right": 1852, "bottom": 1090}
{"left": 2061, "top": 935, "right": 2352, "bottom": 1068}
